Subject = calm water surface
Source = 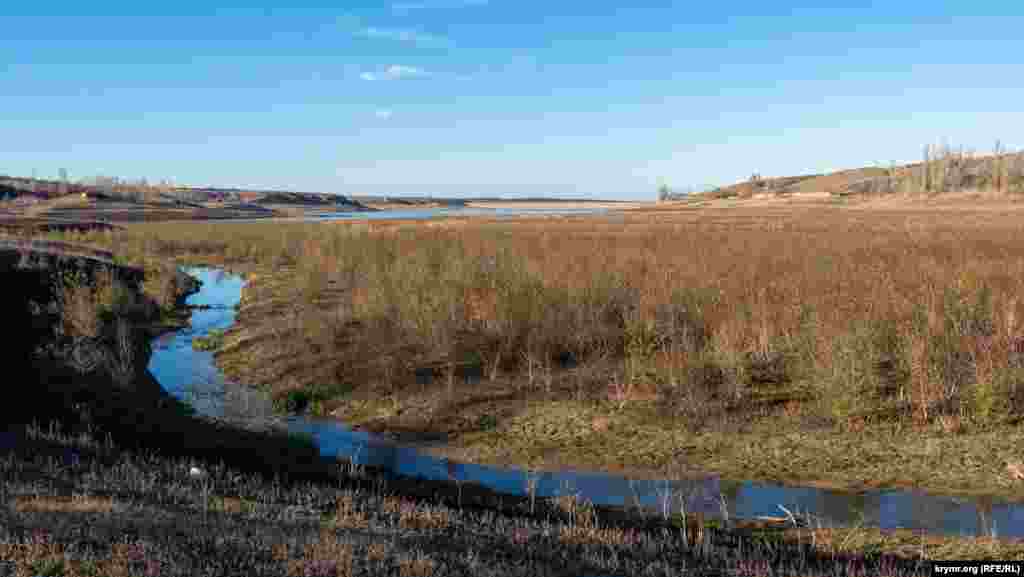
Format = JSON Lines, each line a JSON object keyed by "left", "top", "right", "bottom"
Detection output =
{"left": 311, "top": 206, "right": 610, "bottom": 221}
{"left": 225, "top": 206, "right": 612, "bottom": 225}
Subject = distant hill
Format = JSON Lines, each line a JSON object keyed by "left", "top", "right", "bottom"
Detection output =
{"left": 694, "top": 149, "right": 1024, "bottom": 200}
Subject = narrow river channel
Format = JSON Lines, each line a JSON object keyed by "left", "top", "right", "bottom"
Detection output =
{"left": 149, "top": 267, "right": 1024, "bottom": 538}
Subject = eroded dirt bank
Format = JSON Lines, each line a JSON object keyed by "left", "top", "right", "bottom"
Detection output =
{"left": 4, "top": 246, "right": 338, "bottom": 479}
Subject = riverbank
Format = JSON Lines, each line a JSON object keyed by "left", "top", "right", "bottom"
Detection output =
{"left": 4, "top": 415, "right": 955, "bottom": 576}
{"left": 7, "top": 254, "right": 955, "bottom": 575}
{"left": 7, "top": 262, "right": 1021, "bottom": 572}
{"left": 31, "top": 200, "right": 1024, "bottom": 553}
{"left": 464, "top": 200, "right": 649, "bottom": 210}
{"left": 3, "top": 242, "right": 335, "bottom": 469}
{"left": 188, "top": 204, "right": 1024, "bottom": 503}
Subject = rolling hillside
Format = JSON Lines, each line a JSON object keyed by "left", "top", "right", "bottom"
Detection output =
{"left": 700, "top": 148, "right": 1024, "bottom": 199}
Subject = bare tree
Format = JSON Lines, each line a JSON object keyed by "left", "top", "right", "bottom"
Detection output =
{"left": 657, "top": 183, "right": 671, "bottom": 202}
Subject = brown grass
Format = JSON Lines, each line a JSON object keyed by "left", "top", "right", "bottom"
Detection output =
{"left": 366, "top": 542, "right": 389, "bottom": 563}
{"left": 0, "top": 536, "right": 153, "bottom": 577}
{"left": 398, "top": 499, "right": 450, "bottom": 531}
{"left": 398, "top": 551, "right": 436, "bottom": 577}
{"left": 52, "top": 264, "right": 163, "bottom": 341}
{"left": 57, "top": 274, "right": 105, "bottom": 338}
{"left": 12, "top": 494, "right": 114, "bottom": 514}
{"left": 695, "top": 142, "right": 1024, "bottom": 199}
{"left": 326, "top": 492, "right": 369, "bottom": 529}
{"left": 40, "top": 198, "right": 1024, "bottom": 496}
{"left": 272, "top": 530, "right": 357, "bottom": 577}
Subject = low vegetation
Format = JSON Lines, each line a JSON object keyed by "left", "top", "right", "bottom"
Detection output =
{"left": 40, "top": 197, "right": 1024, "bottom": 504}
{"left": 192, "top": 329, "right": 227, "bottom": 352}
{"left": 699, "top": 142, "right": 1024, "bottom": 199}
{"left": 3, "top": 417, "right": 1004, "bottom": 577}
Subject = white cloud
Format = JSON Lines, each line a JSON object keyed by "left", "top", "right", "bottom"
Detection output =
{"left": 374, "top": 108, "right": 393, "bottom": 119}
{"left": 359, "top": 65, "right": 430, "bottom": 82}
{"left": 384, "top": 65, "right": 429, "bottom": 79}
{"left": 358, "top": 26, "right": 450, "bottom": 48}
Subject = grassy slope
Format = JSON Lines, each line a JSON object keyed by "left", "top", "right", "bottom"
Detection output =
{"left": 699, "top": 150, "right": 1024, "bottom": 199}
{"left": 6, "top": 417, "right": 968, "bottom": 577}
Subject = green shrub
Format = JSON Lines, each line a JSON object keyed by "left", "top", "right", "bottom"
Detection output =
{"left": 31, "top": 557, "right": 66, "bottom": 577}
{"left": 477, "top": 414, "right": 498, "bottom": 431}
{"left": 192, "top": 329, "right": 226, "bottom": 352}
{"left": 820, "top": 322, "right": 880, "bottom": 425}
{"left": 285, "top": 430, "right": 316, "bottom": 450}
{"left": 967, "top": 379, "right": 998, "bottom": 424}
{"left": 274, "top": 389, "right": 311, "bottom": 413}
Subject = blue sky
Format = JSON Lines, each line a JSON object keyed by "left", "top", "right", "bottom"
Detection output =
{"left": 1, "top": 2, "right": 1022, "bottom": 200}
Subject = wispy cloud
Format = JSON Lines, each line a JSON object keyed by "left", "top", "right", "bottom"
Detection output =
{"left": 374, "top": 108, "right": 394, "bottom": 119}
{"left": 392, "top": 0, "right": 488, "bottom": 15}
{"left": 359, "top": 65, "right": 430, "bottom": 81}
{"left": 358, "top": 26, "right": 451, "bottom": 48}
{"left": 386, "top": 65, "right": 429, "bottom": 79}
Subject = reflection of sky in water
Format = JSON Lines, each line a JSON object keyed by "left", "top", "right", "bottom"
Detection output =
{"left": 225, "top": 207, "right": 614, "bottom": 225}
{"left": 148, "top": 266, "right": 1024, "bottom": 538}
{"left": 148, "top": 268, "right": 248, "bottom": 418}
{"left": 311, "top": 207, "right": 610, "bottom": 222}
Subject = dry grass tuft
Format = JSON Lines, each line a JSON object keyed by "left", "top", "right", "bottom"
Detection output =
{"left": 1005, "top": 461, "right": 1024, "bottom": 482}
{"left": 397, "top": 501, "right": 450, "bottom": 531}
{"left": 13, "top": 494, "right": 114, "bottom": 514}
{"left": 558, "top": 524, "right": 641, "bottom": 547}
{"left": 366, "top": 542, "right": 389, "bottom": 563}
{"left": 209, "top": 495, "right": 257, "bottom": 515}
{"left": 382, "top": 496, "right": 404, "bottom": 516}
{"left": 398, "top": 551, "right": 436, "bottom": 577}
{"left": 381, "top": 496, "right": 449, "bottom": 530}
{"left": 327, "top": 492, "right": 368, "bottom": 529}
{"left": 279, "top": 529, "right": 355, "bottom": 577}
{"left": 0, "top": 536, "right": 158, "bottom": 577}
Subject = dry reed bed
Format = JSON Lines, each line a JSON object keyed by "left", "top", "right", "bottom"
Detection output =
{"left": 40, "top": 203, "right": 1024, "bottom": 496}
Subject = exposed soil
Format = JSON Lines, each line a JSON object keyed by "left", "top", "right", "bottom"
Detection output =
{"left": 0, "top": 195, "right": 284, "bottom": 228}
{"left": 0, "top": 216, "right": 122, "bottom": 234}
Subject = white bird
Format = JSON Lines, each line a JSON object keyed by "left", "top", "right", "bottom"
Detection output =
{"left": 189, "top": 465, "right": 207, "bottom": 479}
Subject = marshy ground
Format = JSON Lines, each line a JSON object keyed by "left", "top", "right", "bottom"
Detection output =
{"left": 22, "top": 191, "right": 1024, "bottom": 567}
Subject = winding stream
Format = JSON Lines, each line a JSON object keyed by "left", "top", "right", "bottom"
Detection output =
{"left": 150, "top": 267, "right": 1024, "bottom": 538}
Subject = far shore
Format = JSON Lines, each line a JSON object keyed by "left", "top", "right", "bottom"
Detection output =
{"left": 465, "top": 200, "right": 652, "bottom": 210}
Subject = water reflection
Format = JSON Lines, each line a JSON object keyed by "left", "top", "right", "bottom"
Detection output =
{"left": 148, "top": 267, "right": 1024, "bottom": 538}
{"left": 225, "top": 206, "right": 613, "bottom": 225}
{"left": 310, "top": 207, "right": 610, "bottom": 222}
{"left": 148, "top": 269, "right": 247, "bottom": 420}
